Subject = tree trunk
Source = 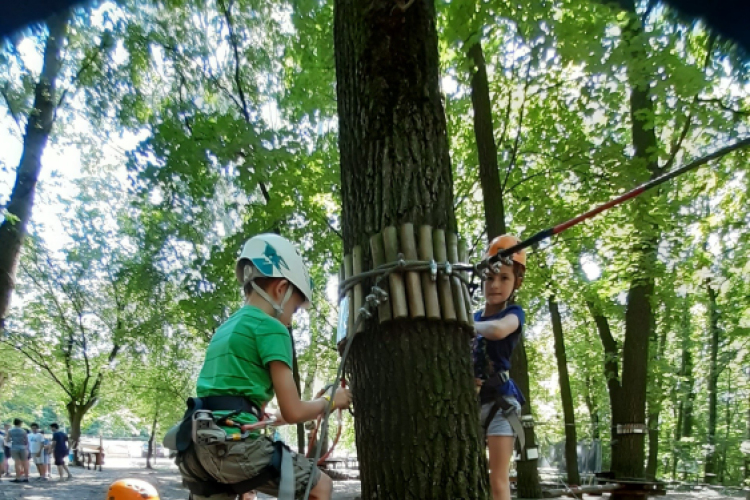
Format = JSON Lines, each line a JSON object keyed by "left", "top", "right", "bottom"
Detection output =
{"left": 584, "top": 375, "right": 600, "bottom": 440}
{"left": 0, "top": 12, "right": 68, "bottom": 330}
{"left": 676, "top": 296, "right": 695, "bottom": 443}
{"left": 646, "top": 316, "right": 669, "bottom": 480}
{"left": 549, "top": 297, "right": 581, "bottom": 486}
{"left": 510, "top": 340, "right": 544, "bottom": 497}
{"left": 334, "top": 1, "right": 487, "bottom": 497}
{"left": 468, "top": 42, "right": 505, "bottom": 237}
{"left": 612, "top": 4, "right": 661, "bottom": 494}
{"left": 587, "top": 301, "right": 621, "bottom": 461}
{"left": 704, "top": 281, "right": 719, "bottom": 484}
{"left": 67, "top": 402, "right": 86, "bottom": 466}
{"left": 469, "top": 38, "right": 542, "bottom": 497}
{"left": 146, "top": 412, "right": 158, "bottom": 469}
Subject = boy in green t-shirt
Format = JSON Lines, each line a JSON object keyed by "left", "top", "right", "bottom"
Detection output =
{"left": 180, "top": 233, "right": 351, "bottom": 500}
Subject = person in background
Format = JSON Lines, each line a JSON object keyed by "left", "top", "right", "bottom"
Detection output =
{"left": 41, "top": 429, "right": 51, "bottom": 478}
{"left": 1, "top": 423, "right": 9, "bottom": 477}
{"left": 28, "top": 423, "right": 47, "bottom": 480}
{"left": 50, "top": 423, "right": 72, "bottom": 481}
{"left": 7, "top": 419, "right": 29, "bottom": 483}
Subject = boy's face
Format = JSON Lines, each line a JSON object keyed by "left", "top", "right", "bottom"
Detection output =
{"left": 483, "top": 264, "right": 516, "bottom": 306}
{"left": 31, "top": 425, "right": 38, "bottom": 433}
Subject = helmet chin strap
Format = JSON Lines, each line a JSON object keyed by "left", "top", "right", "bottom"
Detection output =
{"left": 244, "top": 264, "right": 294, "bottom": 319}
{"left": 250, "top": 282, "right": 294, "bottom": 319}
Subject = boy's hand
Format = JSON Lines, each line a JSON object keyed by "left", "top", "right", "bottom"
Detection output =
{"left": 332, "top": 386, "right": 352, "bottom": 410}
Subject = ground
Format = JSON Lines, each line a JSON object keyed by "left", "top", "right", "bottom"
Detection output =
{"left": 0, "top": 458, "right": 745, "bottom": 499}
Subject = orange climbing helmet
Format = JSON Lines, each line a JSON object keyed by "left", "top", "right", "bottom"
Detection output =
{"left": 107, "top": 479, "right": 160, "bottom": 500}
{"left": 485, "top": 234, "right": 526, "bottom": 288}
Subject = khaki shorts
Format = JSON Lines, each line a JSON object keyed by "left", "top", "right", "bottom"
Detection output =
{"left": 11, "top": 449, "right": 28, "bottom": 462}
{"left": 179, "top": 437, "right": 321, "bottom": 500}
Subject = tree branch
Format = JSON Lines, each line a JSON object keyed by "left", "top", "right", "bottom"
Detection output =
{"left": 663, "top": 35, "right": 716, "bottom": 172}
{"left": 0, "top": 336, "right": 74, "bottom": 398}
{"left": 502, "top": 61, "right": 533, "bottom": 192}
{"left": 217, "top": 0, "right": 272, "bottom": 206}
{"left": 0, "top": 84, "right": 23, "bottom": 135}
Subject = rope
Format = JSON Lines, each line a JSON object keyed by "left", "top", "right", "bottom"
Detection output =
{"left": 302, "top": 263, "right": 395, "bottom": 500}
{"left": 337, "top": 255, "right": 481, "bottom": 300}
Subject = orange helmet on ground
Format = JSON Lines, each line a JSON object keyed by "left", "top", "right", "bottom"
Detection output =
{"left": 485, "top": 234, "right": 526, "bottom": 288}
{"left": 107, "top": 479, "right": 160, "bottom": 500}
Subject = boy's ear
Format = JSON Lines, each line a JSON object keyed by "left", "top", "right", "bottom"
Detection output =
{"left": 270, "top": 278, "right": 290, "bottom": 300}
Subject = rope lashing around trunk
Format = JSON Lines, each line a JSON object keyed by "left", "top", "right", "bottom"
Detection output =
{"left": 337, "top": 254, "right": 500, "bottom": 301}
{"left": 303, "top": 253, "right": 490, "bottom": 500}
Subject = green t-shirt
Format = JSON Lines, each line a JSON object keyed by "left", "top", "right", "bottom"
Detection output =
{"left": 196, "top": 305, "right": 293, "bottom": 429}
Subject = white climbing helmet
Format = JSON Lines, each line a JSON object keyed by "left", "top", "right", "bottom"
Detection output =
{"left": 235, "top": 234, "right": 314, "bottom": 315}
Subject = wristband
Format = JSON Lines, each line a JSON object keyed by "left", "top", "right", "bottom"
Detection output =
{"left": 322, "top": 394, "right": 333, "bottom": 408}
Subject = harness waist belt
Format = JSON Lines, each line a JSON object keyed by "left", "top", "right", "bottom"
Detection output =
{"left": 200, "top": 396, "right": 262, "bottom": 420}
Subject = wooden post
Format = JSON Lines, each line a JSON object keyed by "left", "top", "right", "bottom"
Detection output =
{"left": 432, "top": 229, "right": 456, "bottom": 321}
{"left": 383, "top": 226, "right": 409, "bottom": 319}
{"left": 369, "top": 233, "right": 392, "bottom": 323}
{"left": 399, "top": 224, "right": 425, "bottom": 318}
{"left": 447, "top": 233, "right": 468, "bottom": 324}
{"left": 344, "top": 254, "right": 354, "bottom": 335}
{"left": 418, "top": 226, "right": 441, "bottom": 320}
{"left": 458, "top": 238, "right": 474, "bottom": 326}
{"left": 352, "top": 245, "right": 365, "bottom": 332}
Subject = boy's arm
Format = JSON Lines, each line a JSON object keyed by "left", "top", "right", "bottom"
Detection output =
{"left": 474, "top": 314, "right": 520, "bottom": 341}
{"left": 269, "top": 361, "right": 331, "bottom": 424}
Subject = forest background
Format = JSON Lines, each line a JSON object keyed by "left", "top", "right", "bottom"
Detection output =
{"left": 1, "top": 0, "right": 749, "bottom": 492}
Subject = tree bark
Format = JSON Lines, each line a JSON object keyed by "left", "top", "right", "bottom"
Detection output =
{"left": 0, "top": 12, "right": 69, "bottom": 329}
{"left": 704, "top": 281, "right": 719, "bottom": 484}
{"left": 334, "top": 1, "right": 487, "bottom": 497}
{"left": 646, "top": 314, "right": 669, "bottom": 480}
{"left": 146, "top": 411, "right": 158, "bottom": 469}
{"left": 469, "top": 38, "right": 542, "bottom": 497}
{"left": 672, "top": 296, "right": 695, "bottom": 479}
{"left": 584, "top": 375, "right": 600, "bottom": 440}
{"left": 612, "top": 4, "right": 662, "bottom": 494}
{"left": 587, "top": 300, "right": 621, "bottom": 460}
{"left": 550, "top": 297, "right": 581, "bottom": 486}
{"left": 468, "top": 42, "right": 505, "bottom": 238}
{"left": 67, "top": 402, "right": 87, "bottom": 466}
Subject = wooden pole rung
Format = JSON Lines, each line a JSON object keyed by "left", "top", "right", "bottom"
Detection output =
{"left": 343, "top": 254, "right": 354, "bottom": 336}
{"left": 418, "top": 226, "right": 441, "bottom": 320}
{"left": 352, "top": 245, "right": 364, "bottom": 333}
{"left": 458, "top": 238, "right": 474, "bottom": 326}
{"left": 383, "top": 226, "right": 408, "bottom": 319}
{"left": 369, "top": 233, "right": 391, "bottom": 323}
{"left": 447, "top": 232, "right": 468, "bottom": 324}
{"left": 432, "top": 229, "right": 456, "bottom": 322}
{"left": 399, "top": 224, "right": 425, "bottom": 319}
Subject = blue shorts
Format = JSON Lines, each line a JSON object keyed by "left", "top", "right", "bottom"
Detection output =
{"left": 480, "top": 397, "right": 521, "bottom": 437}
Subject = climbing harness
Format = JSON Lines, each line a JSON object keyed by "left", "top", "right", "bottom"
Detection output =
{"left": 164, "top": 395, "right": 295, "bottom": 500}
{"left": 478, "top": 371, "right": 526, "bottom": 450}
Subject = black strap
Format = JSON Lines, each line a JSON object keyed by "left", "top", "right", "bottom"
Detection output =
{"left": 199, "top": 396, "right": 262, "bottom": 419}
{"left": 482, "top": 397, "right": 513, "bottom": 432}
{"left": 478, "top": 371, "right": 511, "bottom": 405}
{"left": 182, "top": 440, "right": 285, "bottom": 496}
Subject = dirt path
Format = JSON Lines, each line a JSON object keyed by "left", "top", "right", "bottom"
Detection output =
{"left": 0, "top": 461, "right": 744, "bottom": 500}
{"left": 0, "top": 458, "right": 361, "bottom": 500}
